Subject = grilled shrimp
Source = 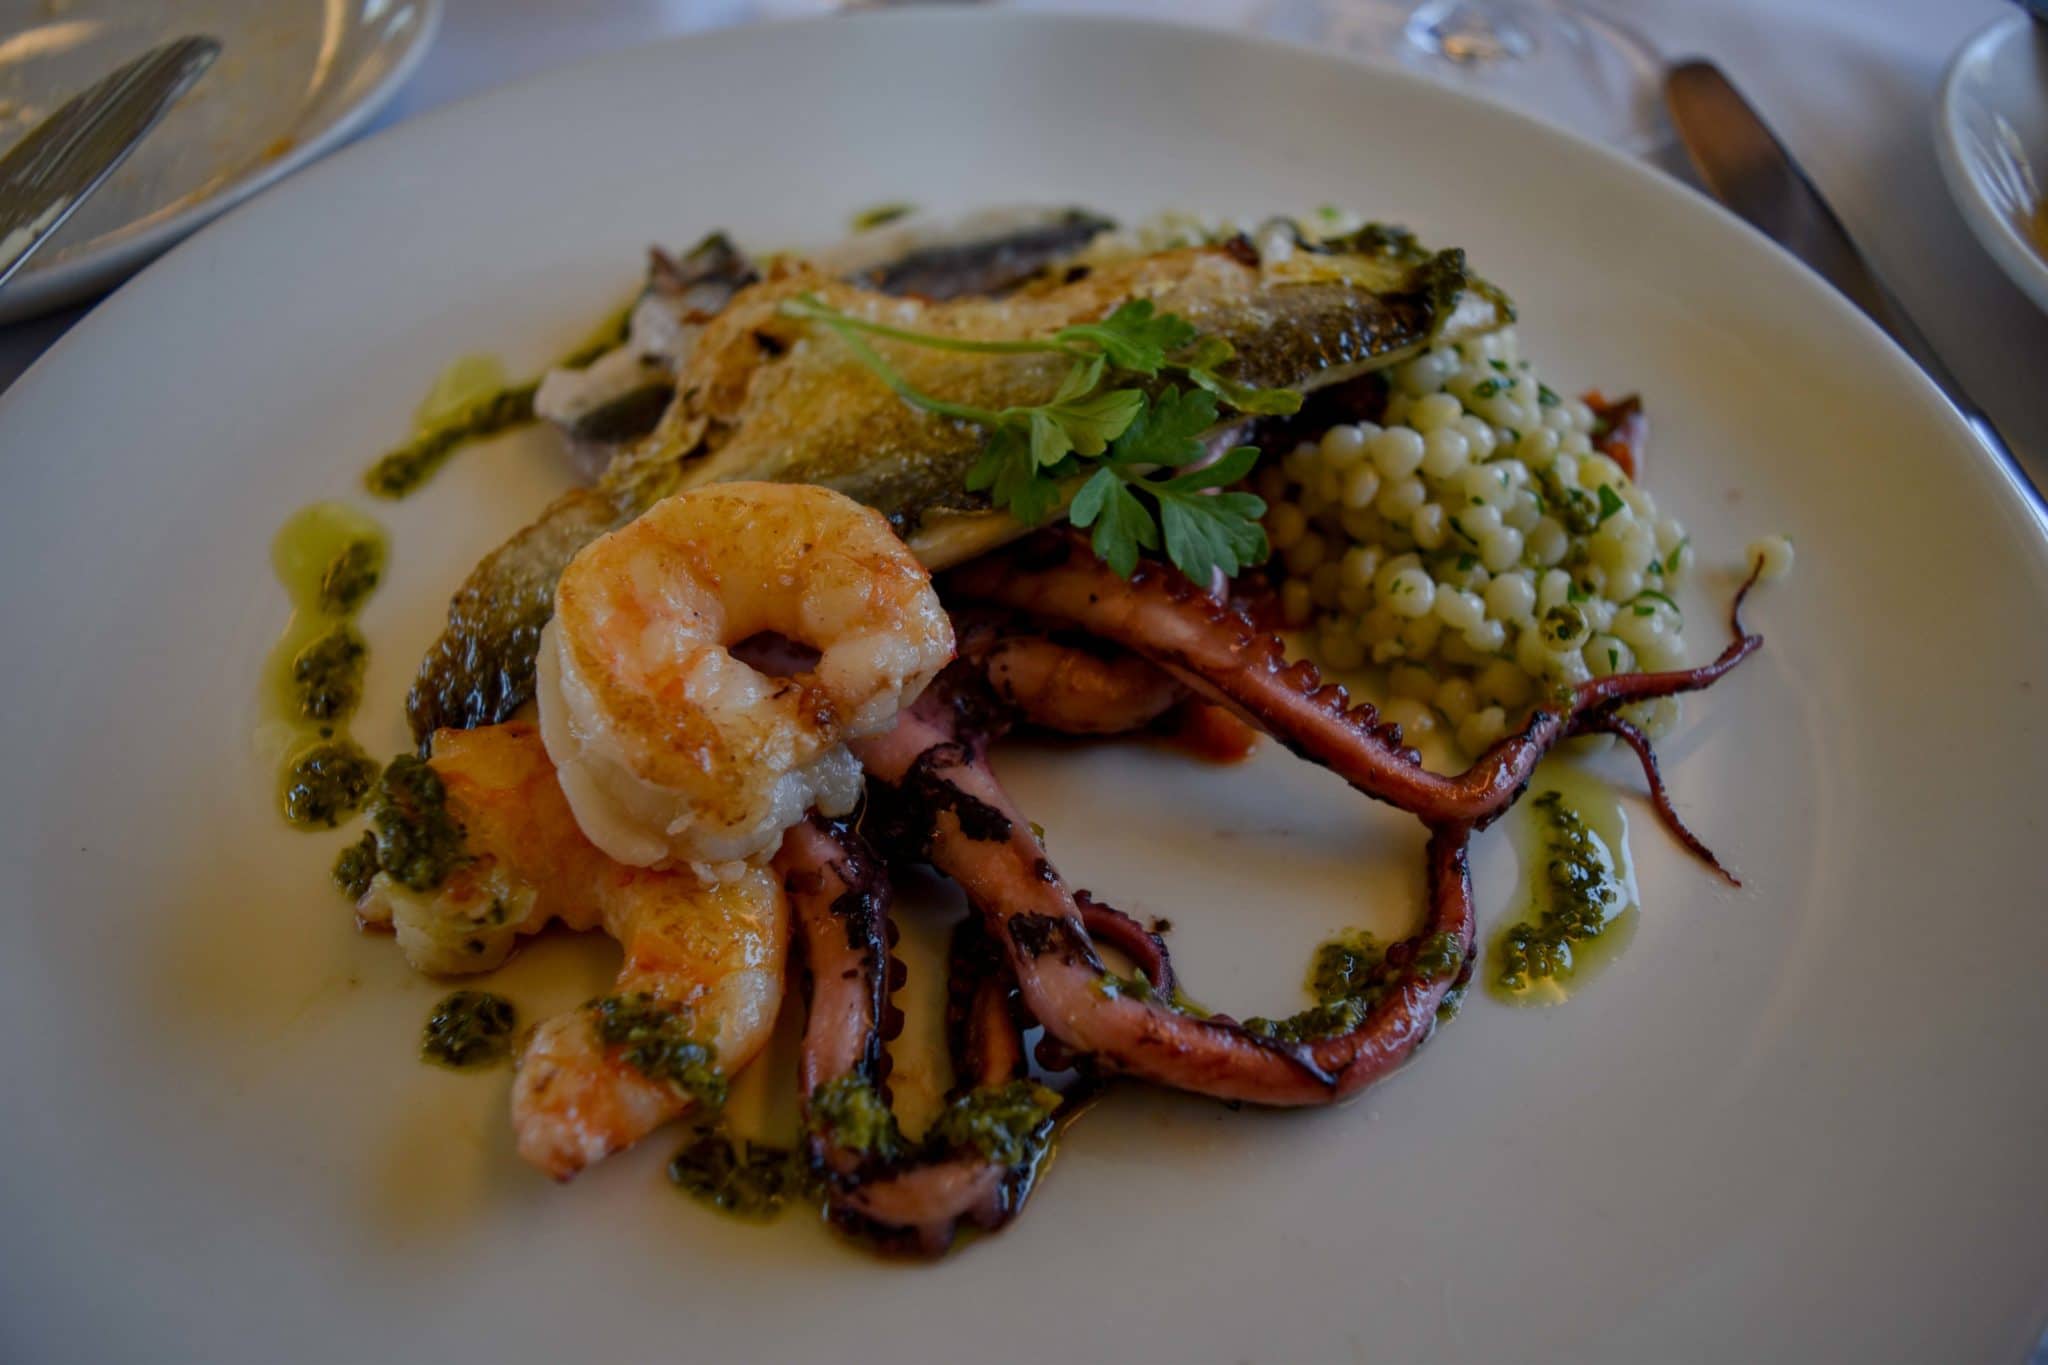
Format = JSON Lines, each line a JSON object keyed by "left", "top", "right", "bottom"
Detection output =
{"left": 356, "top": 722, "right": 788, "bottom": 1180}
{"left": 536, "top": 481, "right": 953, "bottom": 870}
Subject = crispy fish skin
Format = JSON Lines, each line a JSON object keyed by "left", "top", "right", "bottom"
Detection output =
{"left": 839, "top": 208, "right": 1116, "bottom": 299}
{"left": 406, "top": 228, "right": 1511, "bottom": 744}
{"left": 404, "top": 488, "right": 632, "bottom": 742}
{"left": 624, "top": 241, "right": 1507, "bottom": 558}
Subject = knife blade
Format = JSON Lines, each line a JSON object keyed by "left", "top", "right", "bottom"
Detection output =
{"left": 1663, "top": 58, "right": 2030, "bottom": 492}
{"left": 0, "top": 35, "right": 221, "bottom": 291}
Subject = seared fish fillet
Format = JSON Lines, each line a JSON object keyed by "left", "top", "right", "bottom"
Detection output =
{"left": 407, "top": 222, "right": 1511, "bottom": 743}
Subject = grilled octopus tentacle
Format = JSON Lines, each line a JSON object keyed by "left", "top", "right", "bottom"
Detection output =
{"left": 851, "top": 681, "right": 1474, "bottom": 1107}
{"left": 1571, "top": 711, "right": 1739, "bottom": 886}
{"left": 946, "top": 532, "right": 1762, "bottom": 840}
{"left": 778, "top": 816, "right": 1049, "bottom": 1257}
{"left": 954, "top": 608, "right": 1186, "bottom": 736}
{"left": 1076, "top": 892, "right": 1178, "bottom": 999}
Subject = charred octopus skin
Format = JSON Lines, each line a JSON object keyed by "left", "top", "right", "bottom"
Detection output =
{"left": 778, "top": 816, "right": 1067, "bottom": 1257}
{"left": 851, "top": 668, "right": 1480, "bottom": 1108}
{"left": 945, "top": 530, "right": 1761, "bottom": 849}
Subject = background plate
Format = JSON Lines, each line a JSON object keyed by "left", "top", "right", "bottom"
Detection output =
{"left": 0, "top": 12, "right": 2045, "bottom": 1362}
{"left": 0, "top": 0, "right": 441, "bottom": 322}
{"left": 1937, "top": 13, "right": 2048, "bottom": 316}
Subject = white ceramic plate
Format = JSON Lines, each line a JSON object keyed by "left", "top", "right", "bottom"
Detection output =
{"left": 0, "top": 0, "right": 441, "bottom": 323}
{"left": 2, "top": 13, "right": 2046, "bottom": 1362}
{"left": 1938, "top": 13, "right": 2048, "bottom": 316}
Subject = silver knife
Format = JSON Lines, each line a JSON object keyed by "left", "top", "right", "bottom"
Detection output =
{"left": 1664, "top": 58, "right": 2029, "bottom": 491}
{"left": 0, "top": 36, "right": 220, "bottom": 291}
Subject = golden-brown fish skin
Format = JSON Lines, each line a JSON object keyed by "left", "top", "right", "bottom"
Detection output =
{"left": 625, "top": 240, "right": 1506, "bottom": 556}
{"left": 405, "top": 486, "right": 633, "bottom": 744}
{"left": 407, "top": 228, "right": 1511, "bottom": 744}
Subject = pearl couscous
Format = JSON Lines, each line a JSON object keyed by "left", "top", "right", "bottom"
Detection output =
{"left": 1260, "top": 328, "right": 1709, "bottom": 752}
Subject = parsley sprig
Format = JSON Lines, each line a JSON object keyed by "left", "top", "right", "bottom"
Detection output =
{"left": 777, "top": 294, "right": 1301, "bottom": 582}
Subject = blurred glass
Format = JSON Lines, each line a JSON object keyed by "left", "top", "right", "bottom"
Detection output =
{"left": 1257, "top": 0, "right": 1667, "bottom": 154}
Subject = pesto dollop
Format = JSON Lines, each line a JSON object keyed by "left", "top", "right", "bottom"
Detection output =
{"left": 332, "top": 830, "right": 379, "bottom": 900}
{"left": 807, "top": 1075, "right": 903, "bottom": 1159}
{"left": 422, "top": 990, "right": 517, "bottom": 1068}
{"left": 591, "top": 993, "right": 728, "bottom": 1108}
{"left": 1482, "top": 777, "right": 1638, "bottom": 1002}
{"left": 666, "top": 1127, "right": 805, "bottom": 1220}
{"left": 317, "top": 539, "right": 384, "bottom": 615}
{"left": 267, "top": 501, "right": 387, "bottom": 829}
{"left": 1244, "top": 927, "right": 1463, "bottom": 1043}
{"left": 929, "top": 1080, "right": 1061, "bottom": 1167}
{"left": 281, "top": 739, "right": 378, "bottom": 828}
{"left": 291, "top": 624, "right": 367, "bottom": 721}
{"left": 365, "top": 754, "right": 469, "bottom": 892}
{"left": 1307, "top": 929, "right": 1384, "bottom": 1002}
{"left": 1492, "top": 790, "right": 1628, "bottom": 996}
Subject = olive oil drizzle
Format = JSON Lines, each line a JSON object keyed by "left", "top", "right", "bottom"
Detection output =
{"left": 1487, "top": 763, "right": 1639, "bottom": 1006}
{"left": 266, "top": 502, "right": 388, "bottom": 828}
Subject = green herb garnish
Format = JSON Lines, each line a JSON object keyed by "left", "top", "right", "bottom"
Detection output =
{"left": 850, "top": 201, "right": 915, "bottom": 232}
{"left": 777, "top": 294, "right": 1300, "bottom": 582}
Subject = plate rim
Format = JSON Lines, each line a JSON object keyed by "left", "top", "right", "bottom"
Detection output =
{"left": 1936, "top": 12, "right": 2048, "bottom": 318}
{"left": 0, "top": 0, "right": 445, "bottom": 325}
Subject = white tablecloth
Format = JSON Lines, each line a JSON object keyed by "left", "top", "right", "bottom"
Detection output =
{"left": 3, "top": 0, "right": 2041, "bottom": 481}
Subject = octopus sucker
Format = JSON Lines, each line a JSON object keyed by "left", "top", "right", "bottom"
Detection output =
{"left": 780, "top": 816, "right": 1060, "bottom": 1256}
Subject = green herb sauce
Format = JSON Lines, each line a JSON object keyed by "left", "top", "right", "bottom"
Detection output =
{"left": 317, "top": 538, "right": 384, "bottom": 614}
{"left": 364, "top": 377, "right": 538, "bottom": 499}
{"left": 266, "top": 502, "right": 387, "bottom": 829}
{"left": 422, "top": 990, "right": 517, "bottom": 1068}
{"left": 364, "top": 307, "right": 635, "bottom": 500}
{"left": 1245, "top": 926, "right": 1464, "bottom": 1043}
{"left": 592, "top": 993, "right": 728, "bottom": 1108}
{"left": 666, "top": 1126, "right": 806, "bottom": 1221}
{"left": 850, "top": 201, "right": 916, "bottom": 232}
{"left": 332, "top": 830, "right": 379, "bottom": 900}
{"left": 364, "top": 754, "right": 469, "bottom": 892}
{"left": 929, "top": 1081, "right": 1061, "bottom": 1167}
{"left": 281, "top": 738, "right": 378, "bottom": 828}
{"left": 290, "top": 625, "right": 367, "bottom": 721}
{"left": 1488, "top": 768, "right": 1638, "bottom": 1006}
{"left": 807, "top": 1075, "right": 903, "bottom": 1159}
